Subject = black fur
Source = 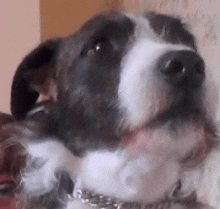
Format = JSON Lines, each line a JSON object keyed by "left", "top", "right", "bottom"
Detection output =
{"left": 146, "top": 12, "right": 197, "bottom": 50}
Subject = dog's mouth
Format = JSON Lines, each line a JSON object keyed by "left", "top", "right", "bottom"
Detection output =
{"left": 122, "top": 95, "right": 206, "bottom": 145}
{"left": 121, "top": 97, "right": 211, "bottom": 165}
{"left": 148, "top": 90, "right": 205, "bottom": 126}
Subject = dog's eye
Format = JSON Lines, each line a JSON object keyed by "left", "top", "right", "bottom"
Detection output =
{"left": 89, "top": 38, "right": 113, "bottom": 55}
{"left": 0, "top": 182, "right": 16, "bottom": 197}
{"left": 94, "top": 40, "right": 103, "bottom": 52}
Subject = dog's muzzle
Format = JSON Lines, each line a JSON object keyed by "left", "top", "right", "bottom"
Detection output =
{"left": 158, "top": 50, "right": 205, "bottom": 88}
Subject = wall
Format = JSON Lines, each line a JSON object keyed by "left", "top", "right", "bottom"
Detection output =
{"left": 0, "top": 0, "right": 40, "bottom": 113}
{"left": 41, "top": 0, "right": 124, "bottom": 41}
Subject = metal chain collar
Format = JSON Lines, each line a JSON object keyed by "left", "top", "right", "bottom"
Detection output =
{"left": 71, "top": 188, "right": 172, "bottom": 209}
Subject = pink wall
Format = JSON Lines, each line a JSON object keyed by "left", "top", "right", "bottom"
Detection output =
{"left": 0, "top": 0, "right": 40, "bottom": 114}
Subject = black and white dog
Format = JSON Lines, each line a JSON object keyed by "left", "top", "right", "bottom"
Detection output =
{"left": 7, "top": 11, "right": 220, "bottom": 209}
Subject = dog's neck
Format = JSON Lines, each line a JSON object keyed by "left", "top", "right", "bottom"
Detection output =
{"left": 70, "top": 188, "right": 173, "bottom": 209}
{"left": 66, "top": 178, "right": 197, "bottom": 208}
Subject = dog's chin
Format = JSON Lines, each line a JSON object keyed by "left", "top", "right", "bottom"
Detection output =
{"left": 77, "top": 107, "right": 210, "bottom": 205}
{"left": 103, "top": 102, "right": 214, "bottom": 202}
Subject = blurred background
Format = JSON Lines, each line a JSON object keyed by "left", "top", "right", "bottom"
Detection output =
{"left": 1, "top": 0, "right": 220, "bottom": 117}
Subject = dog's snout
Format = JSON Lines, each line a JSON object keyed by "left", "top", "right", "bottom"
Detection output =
{"left": 158, "top": 50, "right": 205, "bottom": 88}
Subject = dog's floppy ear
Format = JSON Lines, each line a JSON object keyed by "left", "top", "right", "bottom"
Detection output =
{"left": 11, "top": 38, "right": 62, "bottom": 120}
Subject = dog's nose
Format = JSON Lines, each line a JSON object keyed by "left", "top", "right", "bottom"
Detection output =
{"left": 158, "top": 50, "right": 205, "bottom": 88}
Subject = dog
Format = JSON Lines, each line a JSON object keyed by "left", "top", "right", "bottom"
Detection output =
{"left": 7, "top": 10, "right": 220, "bottom": 209}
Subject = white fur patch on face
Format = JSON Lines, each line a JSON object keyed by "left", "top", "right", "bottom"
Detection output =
{"left": 118, "top": 38, "right": 192, "bottom": 128}
{"left": 22, "top": 139, "right": 80, "bottom": 197}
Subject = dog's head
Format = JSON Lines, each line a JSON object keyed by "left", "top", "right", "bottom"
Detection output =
{"left": 10, "top": 11, "right": 219, "bottom": 208}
